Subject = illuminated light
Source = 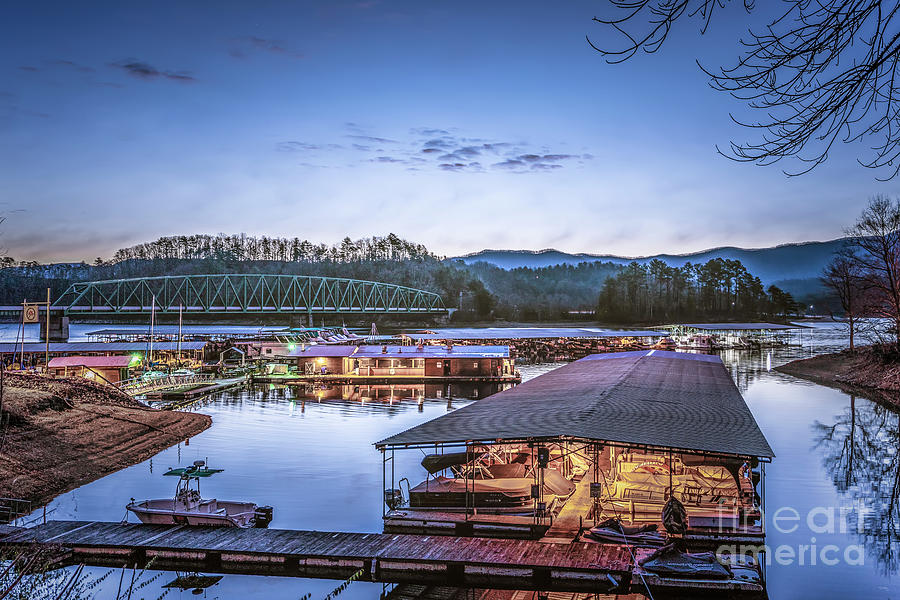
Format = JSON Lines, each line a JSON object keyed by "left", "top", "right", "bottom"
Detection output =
{"left": 288, "top": 343, "right": 296, "bottom": 351}
{"left": 129, "top": 354, "right": 142, "bottom": 366}
{"left": 318, "top": 358, "right": 326, "bottom": 364}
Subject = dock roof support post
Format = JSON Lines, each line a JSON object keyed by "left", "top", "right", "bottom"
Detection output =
{"left": 531, "top": 442, "right": 537, "bottom": 526}
{"left": 592, "top": 443, "right": 600, "bottom": 526}
{"left": 465, "top": 443, "right": 471, "bottom": 521}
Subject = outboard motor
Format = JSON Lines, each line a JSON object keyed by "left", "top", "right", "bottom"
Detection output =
{"left": 253, "top": 505, "right": 274, "bottom": 528}
{"left": 384, "top": 488, "right": 404, "bottom": 511}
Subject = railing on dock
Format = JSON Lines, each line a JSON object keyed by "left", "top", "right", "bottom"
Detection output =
{"left": 0, "top": 498, "right": 31, "bottom": 524}
{"left": 116, "top": 373, "right": 216, "bottom": 395}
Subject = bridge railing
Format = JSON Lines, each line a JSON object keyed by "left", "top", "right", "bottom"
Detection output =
{"left": 55, "top": 274, "right": 447, "bottom": 315}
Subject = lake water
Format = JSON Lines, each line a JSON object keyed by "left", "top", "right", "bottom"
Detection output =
{"left": 15, "top": 322, "right": 900, "bottom": 599}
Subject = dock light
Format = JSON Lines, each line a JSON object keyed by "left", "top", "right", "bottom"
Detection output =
{"left": 288, "top": 343, "right": 296, "bottom": 351}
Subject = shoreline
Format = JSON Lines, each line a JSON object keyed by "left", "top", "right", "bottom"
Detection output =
{"left": 0, "top": 373, "right": 211, "bottom": 511}
{"left": 775, "top": 350, "right": 900, "bottom": 409}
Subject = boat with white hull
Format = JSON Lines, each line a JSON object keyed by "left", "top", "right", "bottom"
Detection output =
{"left": 126, "top": 461, "right": 273, "bottom": 528}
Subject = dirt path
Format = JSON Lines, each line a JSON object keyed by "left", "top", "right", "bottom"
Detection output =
{"left": 0, "top": 372, "right": 211, "bottom": 508}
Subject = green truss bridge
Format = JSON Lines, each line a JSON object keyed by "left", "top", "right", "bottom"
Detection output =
{"left": 55, "top": 274, "right": 447, "bottom": 317}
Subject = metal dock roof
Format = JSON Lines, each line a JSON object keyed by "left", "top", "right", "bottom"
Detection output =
{"left": 48, "top": 355, "right": 134, "bottom": 368}
{"left": 356, "top": 345, "right": 510, "bottom": 359}
{"left": 401, "top": 327, "right": 667, "bottom": 340}
{"left": 663, "top": 322, "right": 805, "bottom": 331}
{"left": 0, "top": 341, "right": 207, "bottom": 353}
{"left": 85, "top": 326, "right": 274, "bottom": 336}
{"left": 377, "top": 350, "right": 774, "bottom": 459}
{"left": 278, "top": 345, "right": 511, "bottom": 359}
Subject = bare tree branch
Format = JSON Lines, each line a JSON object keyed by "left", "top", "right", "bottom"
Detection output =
{"left": 589, "top": 0, "right": 900, "bottom": 178}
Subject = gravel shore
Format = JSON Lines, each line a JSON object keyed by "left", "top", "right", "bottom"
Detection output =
{"left": 0, "top": 372, "right": 211, "bottom": 509}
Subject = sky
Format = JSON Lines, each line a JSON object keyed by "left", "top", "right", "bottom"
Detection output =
{"left": 3, "top": 1, "right": 899, "bottom": 263}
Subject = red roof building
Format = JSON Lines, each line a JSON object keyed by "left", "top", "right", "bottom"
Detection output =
{"left": 47, "top": 355, "right": 135, "bottom": 384}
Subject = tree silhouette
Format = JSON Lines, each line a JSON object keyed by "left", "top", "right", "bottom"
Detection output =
{"left": 844, "top": 196, "right": 900, "bottom": 343}
{"left": 596, "top": 257, "right": 782, "bottom": 322}
{"left": 822, "top": 252, "right": 865, "bottom": 351}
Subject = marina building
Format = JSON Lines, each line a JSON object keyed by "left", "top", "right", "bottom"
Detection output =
{"left": 46, "top": 355, "right": 135, "bottom": 384}
{"left": 267, "top": 344, "right": 516, "bottom": 379}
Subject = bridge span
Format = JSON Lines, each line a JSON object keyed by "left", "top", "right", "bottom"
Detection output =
{"left": 54, "top": 274, "right": 447, "bottom": 317}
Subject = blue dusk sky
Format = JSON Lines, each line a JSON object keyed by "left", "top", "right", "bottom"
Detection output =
{"left": 2, "top": 1, "right": 897, "bottom": 262}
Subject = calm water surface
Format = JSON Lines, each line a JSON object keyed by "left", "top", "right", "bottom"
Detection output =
{"left": 16, "top": 322, "right": 900, "bottom": 599}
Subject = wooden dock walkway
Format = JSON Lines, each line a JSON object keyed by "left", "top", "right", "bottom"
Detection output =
{"left": 543, "top": 472, "right": 596, "bottom": 543}
{"left": 145, "top": 376, "right": 248, "bottom": 406}
{"left": 0, "top": 521, "right": 631, "bottom": 593}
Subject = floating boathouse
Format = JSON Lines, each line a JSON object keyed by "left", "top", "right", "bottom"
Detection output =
{"left": 252, "top": 344, "right": 518, "bottom": 382}
{"left": 377, "top": 350, "right": 774, "bottom": 545}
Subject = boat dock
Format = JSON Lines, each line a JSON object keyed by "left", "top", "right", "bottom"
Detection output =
{"left": 0, "top": 520, "right": 632, "bottom": 593}
{"left": 143, "top": 376, "right": 248, "bottom": 404}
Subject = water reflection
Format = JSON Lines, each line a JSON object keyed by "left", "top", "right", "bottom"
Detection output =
{"left": 250, "top": 381, "right": 511, "bottom": 415}
{"left": 814, "top": 394, "right": 900, "bottom": 574}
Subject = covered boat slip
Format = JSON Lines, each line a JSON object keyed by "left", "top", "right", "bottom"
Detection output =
{"left": 662, "top": 322, "right": 807, "bottom": 349}
{"left": 376, "top": 350, "right": 773, "bottom": 543}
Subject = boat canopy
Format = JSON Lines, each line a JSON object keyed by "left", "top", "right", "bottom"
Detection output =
{"left": 420, "top": 452, "right": 484, "bottom": 474}
{"left": 164, "top": 466, "right": 224, "bottom": 478}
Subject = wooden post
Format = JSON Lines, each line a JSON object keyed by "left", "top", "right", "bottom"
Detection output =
{"left": 17, "top": 298, "right": 26, "bottom": 369}
{"left": 45, "top": 288, "right": 50, "bottom": 371}
{"left": 177, "top": 303, "right": 183, "bottom": 367}
{"left": 148, "top": 295, "right": 155, "bottom": 369}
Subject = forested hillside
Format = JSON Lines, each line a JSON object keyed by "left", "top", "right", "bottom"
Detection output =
{"left": 597, "top": 258, "right": 800, "bottom": 323}
{"left": 456, "top": 239, "right": 846, "bottom": 299}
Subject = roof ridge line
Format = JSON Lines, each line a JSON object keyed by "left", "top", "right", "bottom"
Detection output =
{"left": 570, "top": 351, "right": 649, "bottom": 432}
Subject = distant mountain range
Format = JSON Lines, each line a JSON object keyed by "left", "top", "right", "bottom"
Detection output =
{"left": 453, "top": 239, "right": 849, "bottom": 295}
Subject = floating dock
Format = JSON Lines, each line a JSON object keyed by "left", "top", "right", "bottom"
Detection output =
{"left": 0, "top": 521, "right": 631, "bottom": 593}
{"left": 143, "top": 376, "right": 248, "bottom": 404}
